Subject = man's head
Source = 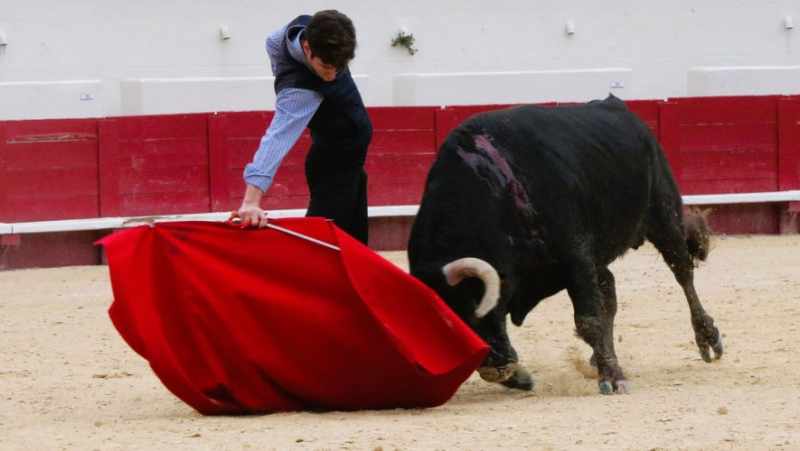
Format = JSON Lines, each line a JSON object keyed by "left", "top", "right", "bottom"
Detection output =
{"left": 302, "top": 10, "right": 356, "bottom": 82}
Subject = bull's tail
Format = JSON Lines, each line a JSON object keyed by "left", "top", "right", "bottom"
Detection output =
{"left": 684, "top": 208, "right": 712, "bottom": 264}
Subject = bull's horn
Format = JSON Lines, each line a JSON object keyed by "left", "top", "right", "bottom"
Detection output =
{"left": 442, "top": 258, "right": 500, "bottom": 318}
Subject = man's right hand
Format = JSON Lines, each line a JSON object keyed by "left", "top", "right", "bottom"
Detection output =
{"left": 236, "top": 184, "right": 269, "bottom": 228}
{"left": 236, "top": 205, "right": 269, "bottom": 229}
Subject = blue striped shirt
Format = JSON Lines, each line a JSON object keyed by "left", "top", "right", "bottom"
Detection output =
{"left": 243, "top": 25, "right": 324, "bottom": 193}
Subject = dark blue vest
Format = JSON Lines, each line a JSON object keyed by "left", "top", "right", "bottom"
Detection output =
{"left": 274, "top": 15, "right": 372, "bottom": 167}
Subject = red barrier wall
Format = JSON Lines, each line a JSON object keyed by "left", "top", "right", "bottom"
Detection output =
{"left": 5, "top": 96, "right": 798, "bottom": 222}
{"left": 99, "top": 114, "right": 211, "bottom": 217}
{"left": 208, "top": 110, "right": 312, "bottom": 211}
{"left": 2, "top": 95, "right": 800, "bottom": 268}
{"left": 662, "top": 96, "right": 781, "bottom": 195}
{"left": 0, "top": 119, "right": 100, "bottom": 222}
{"left": 779, "top": 98, "right": 800, "bottom": 192}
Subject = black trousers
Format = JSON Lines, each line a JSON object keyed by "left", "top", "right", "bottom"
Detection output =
{"left": 305, "top": 167, "right": 369, "bottom": 245}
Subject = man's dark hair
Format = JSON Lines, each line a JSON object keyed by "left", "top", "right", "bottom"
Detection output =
{"left": 304, "top": 10, "right": 357, "bottom": 71}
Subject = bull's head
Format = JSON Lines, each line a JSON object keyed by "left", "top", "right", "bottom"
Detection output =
{"left": 439, "top": 257, "right": 533, "bottom": 390}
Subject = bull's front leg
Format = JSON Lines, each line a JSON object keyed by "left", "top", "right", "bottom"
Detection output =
{"left": 568, "top": 266, "right": 631, "bottom": 395}
{"left": 474, "top": 310, "right": 534, "bottom": 391}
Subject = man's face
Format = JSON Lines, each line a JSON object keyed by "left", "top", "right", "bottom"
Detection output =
{"left": 302, "top": 41, "right": 338, "bottom": 82}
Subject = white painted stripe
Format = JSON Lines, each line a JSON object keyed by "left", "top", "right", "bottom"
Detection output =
{"left": 368, "top": 205, "right": 419, "bottom": 217}
{"left": 682, "top": 190, "right": 800, "bottom": 205}
{"left": 6, "top": 218, "right": 126, "bottom": 234}
{"left": 262, "top": 208, "right": 307, "bottom": 219}
{"left": 1, "top": 193, "right": 798, "bottom": 235}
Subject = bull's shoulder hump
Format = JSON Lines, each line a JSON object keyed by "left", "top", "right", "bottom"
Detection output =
{"left": 465, "top": 105, "right": 548, "bottom": 124}
{"left": 455, "top": 96, "right": 632, "bottom": 131}
{"left": 594, "top": 94, "right": 631, "bottom": 112}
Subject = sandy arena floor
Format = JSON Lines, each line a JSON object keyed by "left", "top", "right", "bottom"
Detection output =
{"left": 1, "top": 234, "right": 799, "bottom": 450}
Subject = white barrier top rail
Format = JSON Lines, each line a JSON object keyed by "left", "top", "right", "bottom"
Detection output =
{"left": 0, "top": 206, "right": 420, "bottom": 235}
{"left": 681, "top": 190, "right": 800, "bottom": 205}
{"left": 1, "top": 191, "right": 799, "bottom": 235}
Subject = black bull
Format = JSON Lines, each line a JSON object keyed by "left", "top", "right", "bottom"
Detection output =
{"left": 407, "top": 95, "right": 723, "bottom": 394}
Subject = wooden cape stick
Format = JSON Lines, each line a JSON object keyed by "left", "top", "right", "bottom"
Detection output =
{"left": 228, "top": 211, "right": 341, "bottom": 252}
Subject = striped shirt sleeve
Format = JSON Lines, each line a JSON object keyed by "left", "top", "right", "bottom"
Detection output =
{"left": 265, "top": 26, "right": 285, "bottom": 75}
{"left": 243, "top": 88, "right": 323, "bottom": 192}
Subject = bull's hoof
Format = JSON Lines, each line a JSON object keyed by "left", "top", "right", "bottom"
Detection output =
{"left": 478, "top": 364, "right": 534, "bottom": 391}
{"left": 695, "top": 316, "right": 723, "bottom": 363}
{"left": 713, "top": 338, "right": 724, "bottom": 358}
{"left": 701, "top": 337, "right": 724, "bottom": 362}
{"left": 500, "top": 367, "right": 534, "bottom": 391}
{"left": 699, "top": 337, "right": 724, "bottom": 363}
{"left": 478, "top": 365, "right": 509, "bottom": 383}
{"left": 599, "top": 378, "right": 632, "bottom": 395}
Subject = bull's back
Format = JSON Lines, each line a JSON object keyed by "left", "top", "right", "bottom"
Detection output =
{"left": 427, "top": 95, "right": 667, "bottom": 265}
{"left": 461, "top": 96, "right": 653, "bottom": 172}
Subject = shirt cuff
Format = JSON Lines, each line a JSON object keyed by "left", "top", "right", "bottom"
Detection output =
{"left": 243, "top": 165, "right": 272, "bottom": 193}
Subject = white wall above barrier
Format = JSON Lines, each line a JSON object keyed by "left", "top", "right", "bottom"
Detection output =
{"left": 392, "top": 69, "right": 633, "bottom": 106}
{"left": 1, "top": 1, "right": 799, "bottom": 119}
{"left": 688, "top": 66, "right": 800, "bottom": 97}
{"left": 120, "top": 77, "right": 275, "bottom": 116}
{"left": 118, "top": 75, "right": 371, "bottom": 115}
{"left": 0, "top": 80, "right": 105, "bottom": 120}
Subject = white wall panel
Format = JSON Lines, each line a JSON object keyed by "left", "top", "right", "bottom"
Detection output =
{"left": 393, "top": 69, "right": 632, "bottom": 106}
{"left": 0, "top": 1, "right": 797, "bottom": 119}
{"left": 0, "top": 81, "right": 104, "bottom": 120}
{"left": 120, "top": 77, "right": 275, "bottom": 115}
{"left": 118, "top": 75, "right": 370, "bottom": 115}
{"left": 688, "top": 66, "right": 800, "bottom": 96}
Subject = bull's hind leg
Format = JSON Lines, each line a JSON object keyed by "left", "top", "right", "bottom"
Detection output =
{"left": 567, "top": 263, "right": 630, "bottom": 394}
{"left": 647, "top": 223, "right": 723, "bottom": 363}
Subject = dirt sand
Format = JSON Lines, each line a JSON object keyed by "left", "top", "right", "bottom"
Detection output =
{"left": 1, "top": 235, "right": 799, "bottom": 450}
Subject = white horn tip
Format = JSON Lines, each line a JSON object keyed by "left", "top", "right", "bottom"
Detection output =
{"left": 474, "top": 304, "right": 493, "bottom": 318}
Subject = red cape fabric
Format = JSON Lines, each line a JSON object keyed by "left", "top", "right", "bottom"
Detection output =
{"left": 98, "top": 218, "right": 488, "bottom": 415}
